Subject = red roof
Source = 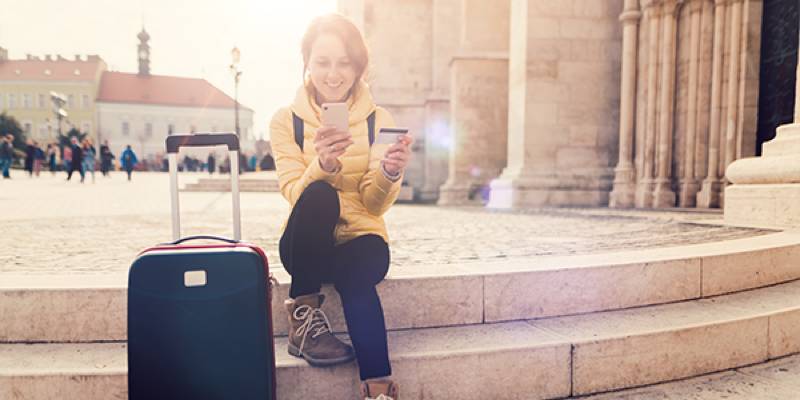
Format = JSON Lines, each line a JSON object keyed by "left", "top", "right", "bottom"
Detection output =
{"left": 0, "top": 57, "right": 104, "bottom": 81}
{"left": 97, "top": 71, "right": 248, "bottom": 110}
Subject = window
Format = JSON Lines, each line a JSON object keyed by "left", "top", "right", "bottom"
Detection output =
{"left": 38, "top": 123, "right": 49, "bottom": 139}
{"left": 81, "top": 120, "right": 92, "bottom": 135}
{"left": 22, "top": 93, "right": 31, "bottom": 109}
{"left": 211, "top": 126, "right": 217, "bottom": 133}
{"left": 23, "top": 121, "right": 32, "bottom": 137}
{"left": 67, "top": 94, "right": 75, "bottom": 109}
{"left": 8, "top": 93, "right": 17, "bottom": 109}
{"left": 122, "top": 121, "right": 130, "bottom": 136}
{"left": 37, "top": 93, "right": 45, "bottom": 109}
{"left": 168, "top": 124, "right": 175, "bottom": 135}
{"left": 145, "top": 123, "right": 153, "bottom": 137}
{"left": 81, "top": 94, "right": 90, "bottom": 109}
{"left": 0, "top": 93, "right": 3, "bottom": 108}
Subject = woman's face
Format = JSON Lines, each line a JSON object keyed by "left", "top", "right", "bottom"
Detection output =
{"left": 308, "top": 33, "right": 356, "bottom": 104}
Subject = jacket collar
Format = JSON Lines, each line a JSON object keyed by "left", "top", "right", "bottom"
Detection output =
{"left": 291, "top": 79, "right": 376, "bottom": 127}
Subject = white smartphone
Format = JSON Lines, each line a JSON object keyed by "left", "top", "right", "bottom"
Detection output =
{"left": 321, "top": 103, "right": 349, "bottom": 134}
{"left": 375, "top": 127, "right": 409, "bottom": 144}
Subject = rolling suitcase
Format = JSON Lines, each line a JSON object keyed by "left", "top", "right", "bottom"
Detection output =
{"left": 128, "top": 133, "right": 276, "bottom": 400}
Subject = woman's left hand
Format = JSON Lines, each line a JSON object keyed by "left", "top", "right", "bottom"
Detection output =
{"left": 381, "top": 135, "right": 414, "bottom": 176}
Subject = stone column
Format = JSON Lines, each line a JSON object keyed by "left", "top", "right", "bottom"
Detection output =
{"left": 635, "top": 3, "right": 661, "bottom": 208}
{"left": 678, "top": 0, "right": 704, "bottom": 207}
{"left": 438, "top": 0, "right": 510, "bottom": 205}
{"left": 723, "top": 23, "right": 800, "bottom": 227}
{"left": 609, "top": 0, "right": 642, "bottom": 208}
{"left": 719, "top": 0, "right": 743, "bottom": 208}
{"left": 651, "top": 0, "right": 681, "bottom": 208}
{"left": 696, "top": 0, "right": 726, "bottom": 208}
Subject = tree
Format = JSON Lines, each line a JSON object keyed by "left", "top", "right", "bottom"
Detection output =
{"left": 0, "top": 112, "right": 24, "bottom": 150}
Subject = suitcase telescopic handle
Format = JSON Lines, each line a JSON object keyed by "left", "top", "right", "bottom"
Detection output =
{"left": 165, "top": 133, "right": 241, "bottom": 242}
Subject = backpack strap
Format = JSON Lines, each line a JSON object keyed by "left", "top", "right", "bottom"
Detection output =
{"left": 292, "top": 112, "right": 304, "bottom": 151}
{"left": 367, "top": 111, "right": 376, "bottom": 145}
{"left": 292, "top": 110, "right": 376, "bottom": 150}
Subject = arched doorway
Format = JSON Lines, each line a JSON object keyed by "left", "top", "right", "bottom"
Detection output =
{"left": 756, "top": 0, "right": 799, "bottom": 156}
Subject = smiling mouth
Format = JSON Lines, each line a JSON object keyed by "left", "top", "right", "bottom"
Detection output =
{"left": 326, "top": 82, "right": 343, "bottom": 88}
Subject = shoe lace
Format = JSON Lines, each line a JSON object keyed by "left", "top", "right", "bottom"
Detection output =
{"left": 365, "top": 395, "right": 394, "bottom": 400}
{"left": 293, "top": 304, "right": 332, "bottom": 354}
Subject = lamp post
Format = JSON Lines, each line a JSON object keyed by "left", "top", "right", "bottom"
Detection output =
{"left": 230, "top": 46, "right": 242, "bottom": 137}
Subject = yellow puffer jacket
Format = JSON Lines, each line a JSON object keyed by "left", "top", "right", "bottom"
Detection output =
{"left": 269, "top": 81, "right": 402, "bottom": 245}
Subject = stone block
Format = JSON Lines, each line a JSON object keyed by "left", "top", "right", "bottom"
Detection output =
{"left": 529, "top": 0, "right": 574, "bottom": 17}
{"left": 271, "top": 272, "right": 484, "bottom": 336}
{"left": 526, "top": 103, "right": 559, "bottom": 124}
{"left": 483, "top": 258, "right": 701, "bottom": 322}
{"left": 533, "top": 301, "right": 770, "bottom": 395}
{"left": 560, "top": 18, "right": 617, "bottom": 39}
{"left": 559, "top": 61, "right": 615, "bottom": 82}
{"left": 0, "top": 276, "right": 126, "bottom": 343}
{"left": 573, "top": 0, "right": 603, "bottom": 17}
{"left": 769, "top": 309, "right": 800, "bottom": 358}
{"left": 526, "top": 39, "right": 573, "bottom": 61}
{"left": 527, "top": 17, "right": 561, "bottom": 39}
{"left": 570, "top": 40, "right": 604, "bottom": 61}
{"left": 526, "top": 81, "right": 571, "bottom": 103}
{"left": 701, "top": 241, "right": 800, "bottom": 296}
{"left": 526, "top": 60, "right": 559, "bottom": 80}
{"left": 569, "top": 125, "right": 598, "bottom": 146}
{"left": 740, "top": 354, "right": 800, "bottom": 389}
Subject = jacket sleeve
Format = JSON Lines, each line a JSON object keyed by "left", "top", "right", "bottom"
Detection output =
{"left": 359, "top": 108, "right": 403, "bottom": 217}
{"left": 270, "top": 107, "right": 343, "bottom": 206}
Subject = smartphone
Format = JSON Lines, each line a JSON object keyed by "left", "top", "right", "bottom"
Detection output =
{"left": 322, "top": 103, "right": 349, "bottom": 134}
{"left": 375, "top": 127, "right": 409, "bottom": 144}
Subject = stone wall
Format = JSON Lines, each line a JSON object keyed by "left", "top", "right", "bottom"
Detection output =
{"left": 488, "top": 0, "right": 624, "bottom": 207}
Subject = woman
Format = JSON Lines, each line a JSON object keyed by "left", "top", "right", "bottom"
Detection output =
{"left": 81, "top": 138, "right": 96, "bottom": 183}
{"left": 270, "top": 13, "right": 412, "bottom": 400}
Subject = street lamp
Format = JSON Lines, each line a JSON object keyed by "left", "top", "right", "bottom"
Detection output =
{"left": 230, "top": 46, "right": 242, "bottom": 137}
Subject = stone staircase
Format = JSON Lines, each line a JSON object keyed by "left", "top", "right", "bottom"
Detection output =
{"left": 2, "top": 229, "right": 799, "bottom": 399}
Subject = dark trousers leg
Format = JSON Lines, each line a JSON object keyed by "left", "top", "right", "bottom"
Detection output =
{"left": 279, "top": 181, "right": 392, "bottom": 380}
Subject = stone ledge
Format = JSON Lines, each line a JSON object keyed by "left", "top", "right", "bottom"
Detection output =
{"left": 2, "top": 280, "right": 799, "bottom": 399}
{"left": 3, "top": 229, "right": 799, "bottom": 342}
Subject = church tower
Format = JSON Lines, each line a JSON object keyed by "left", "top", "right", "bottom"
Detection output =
{"left": 137, "top": 28, "right": 151, "bottom": 77}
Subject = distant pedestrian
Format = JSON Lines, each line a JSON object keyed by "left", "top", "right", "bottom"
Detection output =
{"left": 63, "top": 145, "right": 72, "bottom": 172}
{"left": 47, "top": 142, "right": 59, "bottom": 175}
{"left": 81, "top": 138, "right": 96, "bottom": 183}
{"left": 33, "top": 142, "right": 46, "bottom": 177}
{"left": 24, "top": 139, "right": 35, "bottom": 177}
{"left": 0, "top": 134, "right": 13, "bottom": 179}
{"left": 207, "top": 152, "right": 216, "bottom": 175}
{"left": 100, "top": 140, "right": 114, "bottom": 177}
{"left": 121, "top": 145, "right": 138, "bottom": 181}
{"left": 66, "top": 137, "right": 83, "bottom": 181}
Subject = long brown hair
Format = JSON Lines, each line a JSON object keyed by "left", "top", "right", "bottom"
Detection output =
{"left": 301, "top": 13, "right": 370, "bottom": 86}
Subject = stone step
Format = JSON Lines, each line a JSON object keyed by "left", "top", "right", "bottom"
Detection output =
{"left": 2, "top": 280, "right": 799, "bottom": 399}
{"left": 182, "top": 178, "right": 280, "bottom": 192}
{"left": 2, "top": 229, "right": 799, "bottom": 343}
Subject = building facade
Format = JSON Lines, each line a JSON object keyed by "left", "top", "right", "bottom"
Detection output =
{"left": 95, "top": 29, "right": 253, "bottom": 162}
{"left": 339, "top": 0, "right": 798, "bottom": 209}
{"left": 0, "top": 51, "right": 106, "bottom": 144}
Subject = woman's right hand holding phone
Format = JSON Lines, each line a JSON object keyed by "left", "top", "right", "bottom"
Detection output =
{"left": 313, "top": 125, "right": 354, "bottom": 173}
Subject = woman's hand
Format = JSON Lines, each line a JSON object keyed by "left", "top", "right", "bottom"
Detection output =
{"left": 313, "top": 124, "right": 354, "bottom": 173}
{"left": 381, "top": 135, "right": 414, "bottom": 176}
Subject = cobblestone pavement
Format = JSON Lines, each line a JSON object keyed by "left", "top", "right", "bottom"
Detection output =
{"left": 0, "top": 169, "right": 776, "bottom": 275}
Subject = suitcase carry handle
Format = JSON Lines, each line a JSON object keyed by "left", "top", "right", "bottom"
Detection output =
{"left": 165, "top": 133, "right": 241, "bottom": 242}
{"left": 166, "top": 235, "right": 239, "bottom": 245}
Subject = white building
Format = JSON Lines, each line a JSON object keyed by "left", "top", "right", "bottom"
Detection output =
{"left": 96, "top": 29, "right": 253, "bottom": 163}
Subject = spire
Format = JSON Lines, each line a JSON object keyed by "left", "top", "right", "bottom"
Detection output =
{"left": 137, "top": 25, "right": 151, "bottom": 77}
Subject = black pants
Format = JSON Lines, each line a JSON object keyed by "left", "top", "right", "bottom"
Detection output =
{"left": 279, "top": 181, "right": 391, "bottom": 381}
{"left": 66, "top": 162, "right": 83, "bottom": 180}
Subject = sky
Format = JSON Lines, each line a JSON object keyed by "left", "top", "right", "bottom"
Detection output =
{"left": 0, "top": 0, "right": 339, "bottom": 139}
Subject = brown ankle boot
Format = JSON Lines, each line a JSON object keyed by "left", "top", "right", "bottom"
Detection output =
{"left": 361, "top": 379, "right": 398, "bottom": 400}
{"left": 285, "top": 293, "right": 355, "bottom": 366}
